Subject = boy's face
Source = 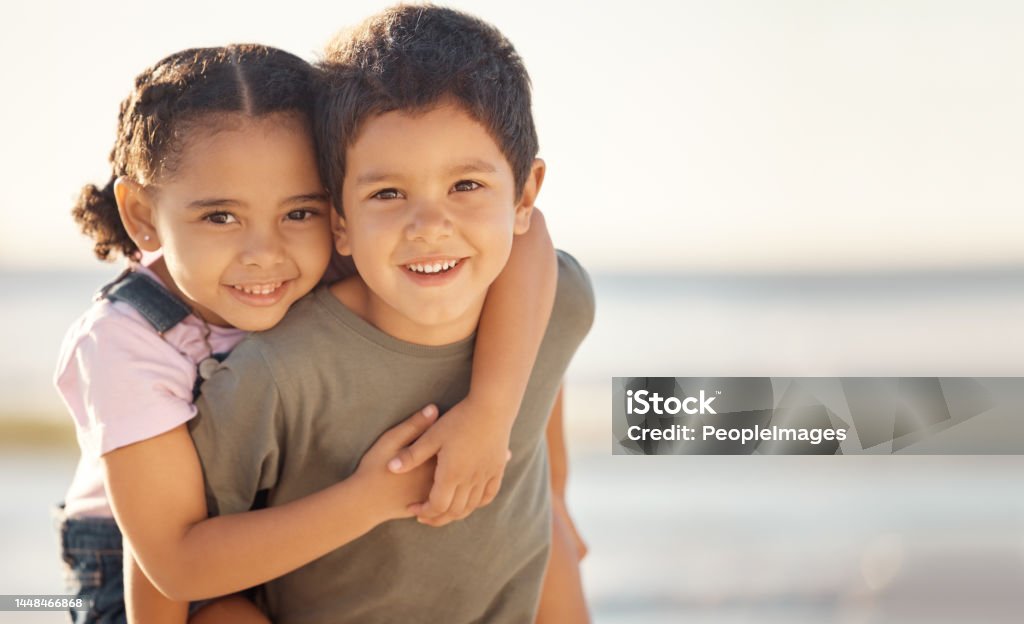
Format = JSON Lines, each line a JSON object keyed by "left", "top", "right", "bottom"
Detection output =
{"left": 334, "top": 102, "right": 538, "bottom": 344}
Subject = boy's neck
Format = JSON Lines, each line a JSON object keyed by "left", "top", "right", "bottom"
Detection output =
{"left": 329, "top": 276, "right": 483, "bottom": 347}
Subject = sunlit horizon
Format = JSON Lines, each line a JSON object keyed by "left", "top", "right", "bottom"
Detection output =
{"left": 3, "top": 0, "right": 1022, "bottom": 272}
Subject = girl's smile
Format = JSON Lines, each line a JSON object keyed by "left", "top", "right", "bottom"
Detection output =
{"left": 120, "top": 113, "right": 333, "bottom": 331}
{"left": 225, "top": 278, "right": 294, "bottom": 306}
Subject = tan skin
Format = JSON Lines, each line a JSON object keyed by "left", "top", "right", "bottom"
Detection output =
{"left": 124, "top": 394, "right": 592, "bottom": 624}
{"left": 538, "top": 388, "right": 590, "bottom": 623}
{"left": 106, "top": 112, "right": 585, "bottom": 620}
{"left": 331, "top": 102, "right": 589, "bottom": 621}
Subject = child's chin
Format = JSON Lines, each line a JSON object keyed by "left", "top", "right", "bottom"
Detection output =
{"left": 229, "top": 311, "right": 285, "bottom": 332}
{"left": 408, "top": 301, "right": 476, "bottom": 326}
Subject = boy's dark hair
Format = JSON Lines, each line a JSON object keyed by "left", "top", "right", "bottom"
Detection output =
{"left": 317, "top": 4, "right": 539, "bottom": 213}
{"left": 73, "top": 45, "right": 317, "bottom": 261}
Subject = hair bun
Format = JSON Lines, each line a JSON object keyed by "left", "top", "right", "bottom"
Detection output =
{"left": 71, "top": 176, "right": 138, "bottom": 261}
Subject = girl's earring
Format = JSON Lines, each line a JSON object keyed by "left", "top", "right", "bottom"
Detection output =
{"left": 143, "top": 235, "right": 151, "bottom": 242}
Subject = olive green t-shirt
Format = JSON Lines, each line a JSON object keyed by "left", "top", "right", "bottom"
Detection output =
{"left": 190, "top": 251, "right": 594, "bottom": 624}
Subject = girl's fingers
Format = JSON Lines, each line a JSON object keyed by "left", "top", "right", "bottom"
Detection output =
{"left": 480, "top": 476, "right": 501, "bottom": 507}
{"left": 457, "top": 483, "right": 485, "bottom": 519}
{"left": 377, "top": 405, "right": 438, "bottom": 452}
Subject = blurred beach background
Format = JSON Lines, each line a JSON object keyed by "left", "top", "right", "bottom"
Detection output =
{"left": 3, "top": 1, "right": 1024, "bottom": 622}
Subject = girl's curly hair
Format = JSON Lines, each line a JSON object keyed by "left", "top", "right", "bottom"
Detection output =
{"left": 72, "top": 44, "right": 318, "bottom": 261}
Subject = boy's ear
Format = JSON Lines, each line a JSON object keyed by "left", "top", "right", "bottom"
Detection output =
{"left": 513, "top": 158, "right": 545, "bottom": 235}
{"left": 113, "top": 178, "right": 161, "bottom": 252}
{"left": 330, "top": 208, "right": 353, "bottom": 256}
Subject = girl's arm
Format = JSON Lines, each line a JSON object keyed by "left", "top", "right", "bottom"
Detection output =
{"left": 106, "top": 405, "right": 438, "bottom": 602}
{"left": 123, "top": 543, "right": 188, "bottom": 624}
{"left": 389, "top": 209, "right": 558, "bottom": 524}
{"left": 125, "top": 546, "right": 271, "bottom": 623}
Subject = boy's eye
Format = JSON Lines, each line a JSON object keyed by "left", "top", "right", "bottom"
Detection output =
{"left": 203, "top": 211, "right": 238, "bottom": 225}
{"left": 452, "top": 180, "right": 481, "bottom": 193}
{"left": 371, "top": 188, "right": 402, "bottom": 200}
{"left": 286, "top": 208, "right": 319, "bottom": 221}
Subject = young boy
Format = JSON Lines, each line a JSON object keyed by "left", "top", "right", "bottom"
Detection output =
{"left": 190, "top": 5, "right": 594, "bottom": 622}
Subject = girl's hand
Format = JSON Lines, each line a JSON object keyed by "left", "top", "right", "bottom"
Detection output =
{"left": 356, "top": 405, "right": 440, "bottom": 522}
{"left": 387, "top": 396, "right": 513, "bottom": 527}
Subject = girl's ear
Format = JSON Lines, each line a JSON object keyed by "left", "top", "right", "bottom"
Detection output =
{"left": 513, "top": 158, "right": 546, "bottom": 235}
{"left": 330, "top": 208, "right": 352, "bottom": 256}
{"left": 113, "top": 178, "right": 161, "bottom": 252}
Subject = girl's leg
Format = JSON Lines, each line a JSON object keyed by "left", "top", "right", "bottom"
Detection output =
{"left": 536, "top": 498, "right": 590, "bottom": 624}
{"left": 56, "top": 512, "right": 129, "bottom": 624}
{"left": 535, "top": 386, "right": 590, "bottom": 623}
{"left": 188, "top": 595, "right": 270, "bottom": 624}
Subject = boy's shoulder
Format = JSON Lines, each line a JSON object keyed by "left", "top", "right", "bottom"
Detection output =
{"left": 223, "top": 286, "right": 336, "bottom": 362}
{"left": 216, "top": 285, "right": 368, "bottom": 388}
{"left": 551, "top": 249, "right": 595, "bottom": 337}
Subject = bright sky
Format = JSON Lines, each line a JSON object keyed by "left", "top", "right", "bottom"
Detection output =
{"left": 2, "top": 0, "right": 1022, "bottom": 271}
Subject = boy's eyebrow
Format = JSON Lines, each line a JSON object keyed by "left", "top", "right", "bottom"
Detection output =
{"left": 445, "top": 160, "right": 497, "bottom": 177}
{"left": 354, "top": 172, "right": 393, "bottom": 186}
{"left": 354, "top": 160, "right": 498, "bottom": 186}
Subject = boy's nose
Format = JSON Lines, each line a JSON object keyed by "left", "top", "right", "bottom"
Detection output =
{"left": 405, "top": 200, "right": 452, "bottom": 242}
{"left": 239, "top": 227, "right": 287, "bottom": 268}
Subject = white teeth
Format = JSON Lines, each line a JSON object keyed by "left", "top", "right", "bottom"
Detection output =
{"left": 232, "top": 282, "right": 282, "bottom": 295}
{"left": 406, "top": 260, "right": 459, "bottom": 274}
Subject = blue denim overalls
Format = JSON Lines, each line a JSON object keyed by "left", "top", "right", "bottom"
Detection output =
{"left": 54, "top": 270, "right": 217, "bottom": 623}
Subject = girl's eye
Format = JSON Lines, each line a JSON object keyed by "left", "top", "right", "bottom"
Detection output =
{"left": 452, "top": 180, "right": 481, "bottom": 193}
{"left": 372, "top": 188, "right": 402, "bottom": 200}
{"left": 204, "top": 212, "right": 238, "bottom": 225}
{"left": 286, "top": 209, "right": 319, "bottom": 221}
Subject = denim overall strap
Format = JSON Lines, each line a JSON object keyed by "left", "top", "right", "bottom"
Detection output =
{"left": 101, "top": 271, "right": 191, "bottom": 334}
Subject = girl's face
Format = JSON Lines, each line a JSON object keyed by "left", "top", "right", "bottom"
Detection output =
{"left": 127, "top": 113, "right": 333, "bottom": 331}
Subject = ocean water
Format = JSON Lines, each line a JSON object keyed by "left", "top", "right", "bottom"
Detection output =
{"left": 2, "top": 267, "right": 1024, "bottom": 622}
{"left": 4, "top": 266, "right": 1024, "bottom": 415}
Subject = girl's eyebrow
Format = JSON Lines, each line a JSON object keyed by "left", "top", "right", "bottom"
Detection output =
{"left": 282, "top": 192, "right": 329, "bottom": 205}
{"left": 186, "top": 197, "right": 242, "bottom": 210}
{"left": 185, "top": 192, "right": 328, "bottom": 210}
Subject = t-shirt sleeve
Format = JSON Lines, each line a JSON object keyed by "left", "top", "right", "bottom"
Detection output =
{"left": 190, "top": 338, "right": 283, "bottom": 517}
{"left": 553, "top": 250, "right": 596, "bottom": 341}
{"left": 54, "top": 307, "right": 199, "bottom": 456}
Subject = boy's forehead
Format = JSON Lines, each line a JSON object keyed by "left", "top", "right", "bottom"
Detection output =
{"left": 344, "top": 103, "right": 512, "bottom": 181}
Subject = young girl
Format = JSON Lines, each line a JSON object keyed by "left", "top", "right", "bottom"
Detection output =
{"left": 57, "top": 43, "right": 587, "bottom": 623}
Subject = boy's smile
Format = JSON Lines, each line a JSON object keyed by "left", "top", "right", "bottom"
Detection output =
{"left": 332, "top": 102, "right": 540, "bottom": 345}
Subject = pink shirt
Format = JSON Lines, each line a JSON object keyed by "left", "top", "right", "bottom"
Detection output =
{"left": 55, "top": 264, "right": 247, "bottom": 518}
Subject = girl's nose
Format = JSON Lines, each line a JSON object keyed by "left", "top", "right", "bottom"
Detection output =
{"left": 239, "top": 227, "right": 287, "bottom": 268}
